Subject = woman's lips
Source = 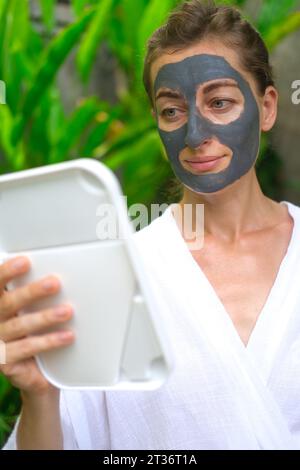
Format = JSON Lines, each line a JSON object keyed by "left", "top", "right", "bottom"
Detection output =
{"left": 184, "top": 156, "right": 226, "bottom": 172}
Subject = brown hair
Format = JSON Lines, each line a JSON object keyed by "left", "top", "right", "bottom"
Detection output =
{"left": 143, "top": 0, "right": 275, "bottom": 104}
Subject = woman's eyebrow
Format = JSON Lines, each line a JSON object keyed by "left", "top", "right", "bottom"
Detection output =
{"left": 155, "top": 80, "right": 239, "bottom": 101}
{"left": 155, "top": 89, "right": 184, "bottom": 101}
{"left": 201, "top": 80, "right": 239, "bottom": 94}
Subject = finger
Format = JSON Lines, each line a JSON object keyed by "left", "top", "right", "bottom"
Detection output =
{"left": 5, "top": 330, "right": 75, "bottom": 363}
{"left": 0, "top": 304, "right": 73, "bottom": 342}
{"left": 0, "top": 257, "right": 30, "bottom": 292}
{"left": 0, "top": 275, "right": 61, "bottom": 320}
{"left": 0, "top": 358, "right": 52, "bottom": 393}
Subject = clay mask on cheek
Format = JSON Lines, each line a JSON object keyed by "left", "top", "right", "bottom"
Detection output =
{"left": 154, "top": 54, "right": 260, "bottom": 193}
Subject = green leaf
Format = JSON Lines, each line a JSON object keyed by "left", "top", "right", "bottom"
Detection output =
{"left": 0, "top": 414, "right": 10, "bottom": 434}
{"left": 103, "top": 128, "right": 160, "bottom": 170}
{"left": 0, "top": 1, "right": 5, "bottom": 19}
{"left": 264, "top": 11, "right": 300, "bottom": 50}
{"left": 136, "top": 0, "right": 175, "bottom": 85}
{"left": 80, "top": 106, "right": 120, "bottom": 157}
{"left": 0, "top": 103, "right": 13, "bottom": 156}
{"left": 76, "top": 0, "right": 114, "bottom": 82}
{"left": 46, "top": 89, "right": 67, "bottom": 146}
{"left": 5, "top": 51, "right": 29, "bottom": 113}
{"left": 107, "top": 0, "right": 149, "bottom": 76}
{"left": 25, "top": 89, "right": 58, "bottom": 167}
{"left": 0, "top": 102, "right": 24, "bottom": 171}
{"left": 0, "top": 377, "right": 11, "bottom": 402}
{"left": 9, "top": 0, "right": 29, "bottom": 53}
{"left": 3, "top": 4, "right": 43, "bottom": 111}
{"left": 257, "top": 0, "right": 299, "bottom": 35}
{"left": 95, "top": 119, "right": 154, "bottom": 159}
{"left": 121, "top": 0, "right": 148, "bottom": 48}
{"left": 0, "top": 378, "right": 20, "bottom": 447}
{"left": 0, "top": 1, "right": 9, "bottom": 77}
{"left": 39, "top": 0, "right": 56, "bottom": 32}
{"left": 137, "top": 0, "right": 174, "bottom": 61}
{"left": 11, "top": 7, "right": 95, "bottom": 146}
{"left": 80, "top": 120, "right": 111, "bottom": 157}
{"left": 49, "top": 97, "right": 102, "bottom": 163}
{"left": 71, "top": 0, "right": 93, "bottom": 17}
{"left": 107, "top": 14, "right": 131, "bottom": 72}
{"left": 120, "top": 129, "right": 170, "bottom": 207}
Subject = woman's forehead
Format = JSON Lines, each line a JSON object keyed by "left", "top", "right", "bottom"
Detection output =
{"left": 150, "top": 42, "right": 250, "bottom": 91}
{"left": 153, "top": 54, "right": 246, "bottom": 96}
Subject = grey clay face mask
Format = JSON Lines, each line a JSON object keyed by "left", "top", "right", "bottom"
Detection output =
{"left": 154, "top": 54, "right": 260, "bottom": 193}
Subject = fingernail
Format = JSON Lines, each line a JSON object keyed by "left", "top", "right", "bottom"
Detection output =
{"left": 42, "top": 277, "right": 59, "bottom": 291}
{"left": 54, "top": 306, "right": 72, "bottom": 318}
{"left": 12, "top": 257, "right": 28, "bottom": 271}
{"left": 57, "top": 331, "right": 73, "bottom": 342}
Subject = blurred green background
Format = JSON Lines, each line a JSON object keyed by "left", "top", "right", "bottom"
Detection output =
{"left": 1, "top": 0, "right": 300, "bottom": 447}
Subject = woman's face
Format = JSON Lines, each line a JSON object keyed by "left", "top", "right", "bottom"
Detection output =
{"left": 150, "top": 40, "right": 277, "bottom": 194}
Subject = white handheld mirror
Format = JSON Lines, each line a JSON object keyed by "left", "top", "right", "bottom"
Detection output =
{"left": 0, "top": 159, "right": 174, "bottom": 390}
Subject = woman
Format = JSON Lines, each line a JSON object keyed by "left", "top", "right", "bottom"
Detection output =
{"left": 2, "top": 0, "right": 300, "bottom": 450}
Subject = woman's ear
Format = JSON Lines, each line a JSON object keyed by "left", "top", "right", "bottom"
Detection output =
{"left": 151, "top": 108, "right": 157, "bottom": 120}
{"left": 261, "top": 86, "right": 278, "bottom": 132}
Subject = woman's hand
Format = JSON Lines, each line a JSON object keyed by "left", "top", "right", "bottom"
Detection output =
{"left": 0, "top": 255, "right": 74, "bottom": 397}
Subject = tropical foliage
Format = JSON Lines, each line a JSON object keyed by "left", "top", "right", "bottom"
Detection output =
{"left": 1, "top": 0, "right": 300, "bottom": 446}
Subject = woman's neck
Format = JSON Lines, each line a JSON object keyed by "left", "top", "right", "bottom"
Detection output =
{"left": 178, "top": 169, "right": 285, "bottom": 243}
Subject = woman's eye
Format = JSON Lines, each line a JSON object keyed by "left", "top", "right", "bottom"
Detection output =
{"left": 211, "top": 99, "right": 232, "bottom": 110}
{"left": 161, "top": 108, "right": 180, "bottom": 119}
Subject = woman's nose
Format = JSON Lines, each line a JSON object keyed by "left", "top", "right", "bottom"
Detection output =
{"left": 184, "top": 114, "right": 211, "bottom": 149}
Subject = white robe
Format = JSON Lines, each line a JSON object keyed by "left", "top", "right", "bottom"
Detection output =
{"left": 3, "top": 200, "right": 300, "bottom": 450}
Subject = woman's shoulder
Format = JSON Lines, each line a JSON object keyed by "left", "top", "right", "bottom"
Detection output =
{"left": 282, "top": 200, "right": 300, "bottom": 222}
